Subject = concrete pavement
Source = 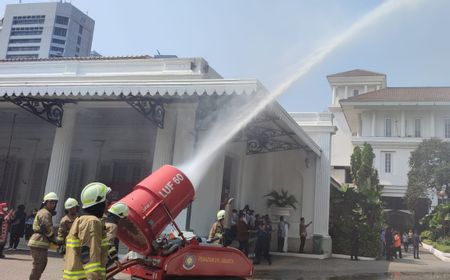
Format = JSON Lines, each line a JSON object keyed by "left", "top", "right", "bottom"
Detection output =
{"left": 0, "top": 248, "right": 449, "bottom": 279}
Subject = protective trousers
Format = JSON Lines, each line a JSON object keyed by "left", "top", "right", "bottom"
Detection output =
{"left": 29, "top": 247, "right": 48, "bottom": 280}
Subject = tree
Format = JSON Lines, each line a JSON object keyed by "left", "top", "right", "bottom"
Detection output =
{"left": 351, "top": 143, "right": 380, "bottom": 190}
{"left": 405, "top": 139, "right": 450, "bottom": 212}
{"left": 329, "top": 143, "right": 383, "bottom": 257}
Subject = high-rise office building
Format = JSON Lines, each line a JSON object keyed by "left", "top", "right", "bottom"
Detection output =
{"left": 0, "top": 1, "right": 94, "bottom": 59}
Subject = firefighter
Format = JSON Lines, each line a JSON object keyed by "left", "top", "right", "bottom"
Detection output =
{"left": 63, "top": 182, "right": 109, "bottom": 280}
{"left": 208, "top": 210, "right": 225, "bottom": 244}
{"left": 57, "top": 198, "right": 80, "bottom": 255}
{"left": 0, "top": 202, "right": 12, "bottom": 258}
{"left": 28, "top": 191, "right": 59, "bottom": 280}
{"left": 104, "top": 202, "right": 129, "bottom": 267}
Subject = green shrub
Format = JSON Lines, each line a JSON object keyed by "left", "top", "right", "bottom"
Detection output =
{"left": 433, "top": 242, "right": 450, "bottom": 253}
{"left": 420, "top": 230, "right": 433, "bottom": 241}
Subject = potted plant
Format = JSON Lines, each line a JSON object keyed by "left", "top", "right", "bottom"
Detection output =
{"left": 265, "top": 189, "right": 299, "bottom": 218}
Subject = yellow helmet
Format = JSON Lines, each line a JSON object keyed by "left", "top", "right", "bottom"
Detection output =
{"left": 108, "top": 202, "right": 129, "bottom": 218}
{"left": 64, "top": 198, "right": 79, "bottom": 210}
{"left": 43, "top": 192, "right": 59, "bottom": 202}
{"left": 217, "top": 209, "right": 226, "bottom": 220}
{"left": 80, "top": 182, "right": 108, "bottom": 209}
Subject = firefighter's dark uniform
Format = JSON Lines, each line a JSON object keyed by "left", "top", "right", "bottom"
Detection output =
{"left": 28, "top": 207, "right": 54, "bottom": 280}
{"left": 63, "top": 215, "right": 108, "bottom": 280}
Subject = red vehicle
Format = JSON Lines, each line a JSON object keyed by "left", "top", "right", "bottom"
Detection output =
{"left": 107, "top": 165, "right": 253, "bottom": 280}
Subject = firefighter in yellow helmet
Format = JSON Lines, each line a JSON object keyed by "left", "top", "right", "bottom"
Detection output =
{"left": 208, "top": 209, "right": 225, "bottom": 244}
{"left": 28, "top": 191, "right": 59, "bottom": 280}
{"left": 57, "top": 198, "right": 80, "bottom": 255}
{"left": 63, "top": 183, "right": 109, "bottom": 280}
{"left": 104, "top": 202, "right": 128, "bottom": 267}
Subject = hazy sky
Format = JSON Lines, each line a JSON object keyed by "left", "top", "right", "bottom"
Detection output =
{"left": 1, "top": 0, "right": 449, "bottom": 112}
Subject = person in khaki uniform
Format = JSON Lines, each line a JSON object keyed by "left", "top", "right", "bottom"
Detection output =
{"left": 28, "top": 192, "right": 59, "bottom": 280}
{"left": 57, "top": 198, "right": 80, "bottom": 254}
{"left": 63, "top": 182, "right": 110, "bottom": 280}
{"left": 104, "top": 202, "right": 128, "bottom": 267}
{"left": 208, "top": 210, "right": 225, "bottom": 244}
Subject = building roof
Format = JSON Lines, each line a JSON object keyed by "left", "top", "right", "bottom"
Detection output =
{"left": 0, "top": 55, "right": 152, "bottom": 62}
{"left": 341, "top": 87, "right": 450, "bottom": 103}
{"left": 327, "top": 69, "right": 385, "bottom": 78}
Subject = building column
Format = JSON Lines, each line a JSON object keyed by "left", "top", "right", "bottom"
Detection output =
{"left": 171, "top": 103, "right": 198, "bottom": 230}
{"left": 344, "top": 86, "right": 348, "bottom": 99}
{"left": 311, "top": 133, "right": 333, "bottom": 255}
{"left": 331, "top": 86, "right": 336, "bottom": 105}
{"left": 44, "top": 106, "right": 76, "bottom": 221}
{"left": 364, "top": 85, "right": 368, "bottom": 93}
{"left": 152, "top": 105, "right": 178, "bottom": 171}
{"left": 400, "top": 111, "right": 405, "bottom": 137}
{"left": 371, "top": 111, "right": 376, "bottom": 137}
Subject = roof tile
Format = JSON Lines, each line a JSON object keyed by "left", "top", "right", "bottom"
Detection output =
{"left": 327, "top": 69, "right": 385, "bottom": 78}
{"left": 342, "top": 87, "right": 450, "bottom": 102}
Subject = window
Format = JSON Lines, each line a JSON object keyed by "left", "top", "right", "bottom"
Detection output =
{"left": 414, "top": 119, "right": 421, "bottom": 137}
{"left": 383, "top": 152, "right": 393, "bottom": 173}
{"left": 10, "top": 27, "right": 43, "bottom": 36}
{"left": 50, "top": 46, "right": 64, "bottom": 53}
{"left": 78, "top": 25, "right": 83, "bottom": 34}
{"left": 6, "top": 54, "right": 38, "bottom": 59}
{"left": 9, "top": 38, "right": 41, "bottom": 44}
{"left": 446, "top": 119, "right": 450, "bottom": 138}
{"left": 12, "top": 15, "right": 45, "bottom": 25}
{"left": 385, "top": 118, "right": 392, "bottom": 137}
{"left": 7, "top": 46, "right": 40, "bottom": 51}
{"left": 53, "top": 27, "right": 67, "bottom": 37}
{"left": 77, "top": 36, "right": 82, "bottom": 45}
{"left": 51, "top": 38, "right": 66, "bottom": 45}
{"left": 353, "top": 89, "right": 359, "bottom": 96}
{"left": 55, "top": 15, "right": 69, "bottom": 25}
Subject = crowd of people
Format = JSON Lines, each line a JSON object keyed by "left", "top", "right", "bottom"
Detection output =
{"left": 381, "top": 227, "right": 423, "bottom": 261}
{"left": 0, "top": 182, "right": 130, "bottom": 280}
{"left": 208, "top": 203, "right": 313, "bottom": 265}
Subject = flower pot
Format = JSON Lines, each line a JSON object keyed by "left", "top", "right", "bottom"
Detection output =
{"left": 269, "top": 206, "right": 293, "bottom": 221}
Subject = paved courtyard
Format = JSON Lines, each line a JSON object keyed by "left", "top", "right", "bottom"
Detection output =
{"left": 0, "top": 248, "right": 449, "bottom": 279}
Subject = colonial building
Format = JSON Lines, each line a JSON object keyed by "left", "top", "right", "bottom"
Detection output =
{"left": 328, "top": 69, "right": 450, "bottom": 225}
{"left": 0, "top": 56, "right": 334, "bottom": 254}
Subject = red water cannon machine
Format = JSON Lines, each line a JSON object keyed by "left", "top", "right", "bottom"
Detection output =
{"left": 107, "top": 165, "right": 253, "bottom": 280}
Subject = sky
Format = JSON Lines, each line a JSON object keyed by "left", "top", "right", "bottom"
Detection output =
{"left": 1, "top": 0, "right": 450, "bottom": 113}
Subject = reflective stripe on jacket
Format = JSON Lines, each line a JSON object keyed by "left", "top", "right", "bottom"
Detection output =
{"left": 63, "top": 215, "right": 108, "bottom": 280}
{"left": 28, "top": 208, "right": 54, "bottom": 249}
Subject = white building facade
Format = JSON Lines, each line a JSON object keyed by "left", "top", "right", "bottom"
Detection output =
{"left": 0, "top": 56, "right": 334, "bottom": 254}
{"left": 0, "top": 2, "right": 94, "bottom": 59}
{"left": 329, "top": 69, "right": 450, "bottom": 223}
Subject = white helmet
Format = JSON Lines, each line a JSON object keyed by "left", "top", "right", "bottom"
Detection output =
{"left": 80, "top": 182, "right": 109, "bottom": 209}
{"left": 108, "top": 202, "right": 129, "bottom": 218}
{"left": 43, "top": 192, "right": 59, "bottom": 202}
{"left": 64, "top": 198, "right": 79, "bottom": 210}
{"left": 217, "top": 209, "right": 226, "bottom": 220}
